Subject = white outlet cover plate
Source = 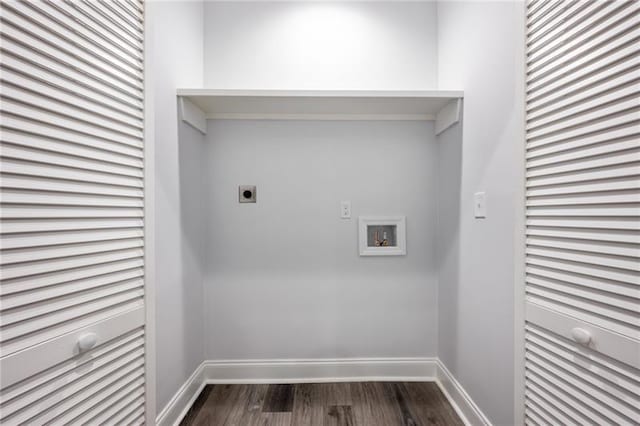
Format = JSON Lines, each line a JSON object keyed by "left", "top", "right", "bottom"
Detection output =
{"left": 474, "top": 192, "right": 486, "bottom": 218}
{"left": 341, "top": 201, "right": 351, "bottom": 219}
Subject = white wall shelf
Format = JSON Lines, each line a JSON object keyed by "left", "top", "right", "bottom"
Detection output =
{"left": 176, "top": 89, "right": 463, "bottom": 134}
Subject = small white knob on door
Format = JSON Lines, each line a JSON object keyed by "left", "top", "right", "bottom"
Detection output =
{"left": 77, "top": 332, "right": 98, "bottom": 352}
{"left": 570, "top": 327, "right": 592, "bottom": 346}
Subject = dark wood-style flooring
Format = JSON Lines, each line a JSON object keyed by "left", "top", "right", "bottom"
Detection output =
{"left": 180, "top": 382, "right": 464, "bottom": 426}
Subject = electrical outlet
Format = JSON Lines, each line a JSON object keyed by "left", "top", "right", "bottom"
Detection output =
{"left": 239, "top": 185, "right": 256, "bottom": 203}
{"left": 474, "top": 192, "right": 487, "bottom": 218}
{"left": 341, "top": 201, "right": 351, "bottom": 219}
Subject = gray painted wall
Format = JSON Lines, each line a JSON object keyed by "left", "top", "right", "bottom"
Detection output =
{"left": 203, "top": 2, "right": 439, "bottom": 89}
{"left": 203, "top": 120, "right": 439, "bottom": 359}
{"left": 199, "top": 0, "right": 442, "bottom": 362}
{"left": 436, "top": 2, "right": 525, "bottom": 424}
{"left": 149, "top": 0, "right": 206, "bottom": 414}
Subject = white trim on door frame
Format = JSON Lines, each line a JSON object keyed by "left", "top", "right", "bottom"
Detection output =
{"left": 143, "top": 5, "right": 157, "bottom": 424}
{"left": 513, "top": 1, "right": 527, "bottom": 424}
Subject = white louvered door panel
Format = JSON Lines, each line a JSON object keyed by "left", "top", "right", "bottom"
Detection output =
{"left": 0, "top": 0, "right": 146, "bottom": 423}
{"left": 524, "top": 0, "right": 640, "bottom": 424}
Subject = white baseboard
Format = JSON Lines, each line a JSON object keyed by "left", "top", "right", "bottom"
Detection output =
{"left": 436, "top": 360, "right": 492, "bottom": 426}
{"left": 156, "top": 357, "right": 490, "bottom": 426}
{"left": 155, "top": 363, "right": 206, "bottom": 426}
{"left": 202, "top": 357, "right": 437, "bottom": 384}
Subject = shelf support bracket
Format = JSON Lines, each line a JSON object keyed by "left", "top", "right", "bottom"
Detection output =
{"left": 435, "top": 98, "right": 462, "bottom": 135}
{"left": 179, "top": 97, "right": 207, "bottom": 134}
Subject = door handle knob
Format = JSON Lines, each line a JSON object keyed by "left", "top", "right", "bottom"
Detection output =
{"left": 570, "top": 327, "right": 591, "bottom": 346}
{"left": 77, "top": 332, "right": 98, "bottom": 352}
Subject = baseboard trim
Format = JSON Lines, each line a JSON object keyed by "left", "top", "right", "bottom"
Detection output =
{"left": 202, "top": 357, "right": 437, "bottom": 384}
{"left": 155, "top": 363, "right": 206, "bottom": 426}
{"left": 436, "top": 360, "right": 492, "bottom": 426}
{"left": 156, "top": 357, "right": 490, "bottom": 426}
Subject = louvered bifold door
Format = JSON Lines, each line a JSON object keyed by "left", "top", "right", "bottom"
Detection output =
{"left": 0, "top": 0, "right": 146, "bottom": 424}
{"left": 524, "top": 0, "right": 640, "bottom": 425}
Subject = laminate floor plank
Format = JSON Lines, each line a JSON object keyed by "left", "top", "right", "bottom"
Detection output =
{"left": 372, "top": 382, "right": 407, "bottom": 426}
{"left": 222, "top": 384, "right": 252, "bottom": 426}
{"left": 351, "top": 382, "right": 396, "bottom": 425}
{"left": 260, "top": 412, "right": 292, "bottom": 426}
{"left": 292, "top": 383, "right": 325, "bottom": 426}
{"left": 180, "top": 385, "right": 215, "bottom": 426}
{"left": 325, "top": 405, "right": 355, "bottom": 426}
{"left": 197, "top": 384, "right": 244, "bottom": 426}
{"left": 386, "top": 382, "right": 421, "bottom": 426}
{"left": 263, "top": 384, "right": 294, "bottom": 413}
{"left": 322, "top": 383, "right": 352, "bottom": 406}
{"left": 401, "top": 382, "right": 464, "bottom": 426}
{"left": 182, "top": 382, "right": 463, "bottom": 426}
{"left": 237, "top": 384, "right": 269, "bottom": 426}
